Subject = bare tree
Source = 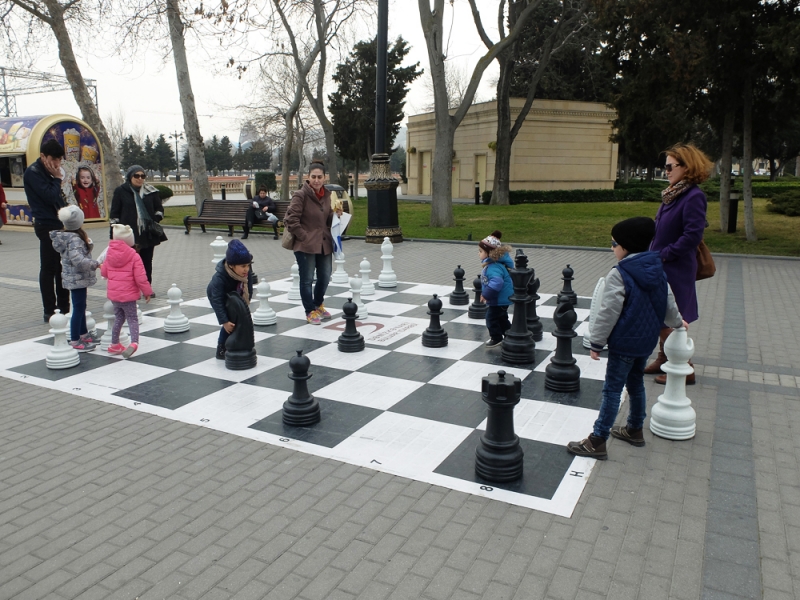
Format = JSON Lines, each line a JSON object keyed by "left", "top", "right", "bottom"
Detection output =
{"left": 420, "top": 61, "right": 473, "bottom": 112}
{"left": 104, "top": 107, "right": 126, "bottom": 152}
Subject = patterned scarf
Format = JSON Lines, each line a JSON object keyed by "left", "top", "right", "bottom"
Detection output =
{"left": 661, "top": 179, "right": 692, "bottom": 205}
{"left": 224, "top": 263, "right": 250, "bottom": 305}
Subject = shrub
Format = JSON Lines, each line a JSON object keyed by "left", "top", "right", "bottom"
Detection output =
{"left": 154, "top": 185, "right": 174, "bottom": 202}
{"left": 255, "top": 171, "right": 277, "bottom": 192}
{"left": 481, "top": 187, "right": 662, "bottom": 205}
{"left": 767, "top": 190, "right": 800, "bottom": 216}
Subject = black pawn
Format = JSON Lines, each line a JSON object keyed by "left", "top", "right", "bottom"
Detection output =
{"left": 544, "top": 298, "right": 581, "bottom": 392}
{"left": 422, "top": 294, "right": 448, "bottom": 348}
{"left": 468, "top": 275, "right": 487, "bottom": 319}
{"left": 338, "top": 298, "right": 365, "bottom": 352}
{"left": 475, "top": 370, "right": 524, "bottom": 483}
{"left": 449, "top": 264, "right": 470, "bottom": 305}
{"left": 527, "top": 276, "right": 543, "bottom": 342}
{"left": 559, "top": 264, "right": 578, "bottom": 306}
{"left": 224, "top": 292, "right": 257, "bottom": 370}
{"left": 283, "top": 350, "right": 321, "bottom": 426}
{"left": 501, "top": 250, "right": 535, "bottom": 365}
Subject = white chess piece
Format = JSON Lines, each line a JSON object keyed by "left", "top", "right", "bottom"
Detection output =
{"left": 349, "top": 277, "right": 367, "bottom": 318}
{"left": 46, "top": 310, "right": 80, "bottom": 369}
{"left": 288, "top": 263, "right": 302, "bottom": 301}
{"left": 85, "top": 310, "right": 97, "bottom": 339}
{"left": 583, "top": 277, "right": 607, "bottom": 350}
{"left": 378, "top": 237, "right": 397, "bottom": 288}
{"left": 649, "top": 327, "right": 696, "bottom": 440}
{"left": 164, "top": 283, "right": 190, "bottom": 333}
{"left": 359, "top": 257, "right": 375, "bottom": 295}
{"left": 331, "top": 251, "right": 349, "bottom": 284}
{"left": 253, "top": 278, "right": 277, "bottom": 326}
{"left": 211, "top": 236, "right": 227, "bottom": 264}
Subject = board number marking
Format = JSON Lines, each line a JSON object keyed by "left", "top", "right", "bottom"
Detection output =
{"left": 480, "top": 485, "right": 494, "bottom": 492}
{"left": 569, "top": 470, "right": 584, "bottom": 478}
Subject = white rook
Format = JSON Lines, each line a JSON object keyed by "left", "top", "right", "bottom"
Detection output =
{"left": 649, "top": 327, "right": 696, "bottom": 440}
{"left": 378, "top": 237, "right": 397, "bottom": 288}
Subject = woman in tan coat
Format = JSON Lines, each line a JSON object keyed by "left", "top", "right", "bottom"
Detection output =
{"left": 284, "top": 162, "right": 342, "bottom": 325}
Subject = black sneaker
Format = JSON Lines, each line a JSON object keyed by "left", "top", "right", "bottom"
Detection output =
{"left": 216, "top": 344, "right": 226, "bottom": 360}
{"left": 610, "top": 425, "right": 645, "bottom": 447}
{"left": 566, "top": 435, "right": 608, "bottom": 460}
{"left": 485, "top": 338, "right": 503, "bottom": 348}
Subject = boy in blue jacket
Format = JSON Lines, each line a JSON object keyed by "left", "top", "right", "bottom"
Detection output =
{"left": 567, "top": 217, "right": 687, "bottom": 460}
{"left": 478, "top": 230, "right": 514, "bottom": 348}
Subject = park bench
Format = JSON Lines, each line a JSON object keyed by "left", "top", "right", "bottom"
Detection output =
{"left": 183, "top": 199, "right": 290, "bottom": 237}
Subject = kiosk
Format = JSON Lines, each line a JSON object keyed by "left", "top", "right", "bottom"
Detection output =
{"left": 0, "top": 114, "right": 108, "bottom": 228}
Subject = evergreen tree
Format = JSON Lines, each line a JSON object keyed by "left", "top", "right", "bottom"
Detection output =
{"left": 118, "top": 136, "right": 144, "bottom": 171}
{"left": 205, "top": 135, "right": 221, "bottom": 175}
{"left": 141, "top": 136, "right": 158, "bottom": 176}
{"left": 180, "top": 143, "right": 192, "bottom": 170}
{"left": 218, "top": 136, "right": 234, "bottom": 174}
{"left": 249, "top": 141, "right": 271, "bottom": 171}
{"left": 154, "top": 134, "right": 177, "bottom": 180}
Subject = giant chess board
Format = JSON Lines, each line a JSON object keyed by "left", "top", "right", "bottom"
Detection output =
{"left": 0, "top": 277, "right": 612, "bottom": 517}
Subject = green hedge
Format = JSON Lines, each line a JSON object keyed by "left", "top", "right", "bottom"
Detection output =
{"left": 254, "top": 171, "right": 277, "bottom": 192}
{"left": 767, "top": 190, "right": 800, "bottom": 216}
{"left": 153, "top": 185, "right": 174, "bottom": 202}
{"left": 481, "top": 187, "right": 663, "bottom": 205}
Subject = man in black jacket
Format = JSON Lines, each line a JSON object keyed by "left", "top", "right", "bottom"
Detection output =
{"left": 24, "top": 139, "right": 69, "bottom": 322}
{"left": 243, "top": 187, "right": 279, "bottom": 239}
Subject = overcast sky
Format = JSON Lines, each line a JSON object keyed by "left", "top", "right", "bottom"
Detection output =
{"left": 13, "top": 0, "right": 502, "bottom": 147}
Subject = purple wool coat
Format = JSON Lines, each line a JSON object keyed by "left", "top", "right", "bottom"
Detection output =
{"left": 649, "top": 184, "right": 707, "bottom": 323}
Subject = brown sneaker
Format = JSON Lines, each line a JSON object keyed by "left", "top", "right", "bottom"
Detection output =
{"left": 566, "top": 435, "right": 607, "bottom": 460}
{"left": 610, "top": 425, "right": 645, "bottom": 447}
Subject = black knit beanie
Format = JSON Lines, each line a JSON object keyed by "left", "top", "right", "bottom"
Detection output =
{"left": 611, "top": 217, "right": 656, "bottom": 253}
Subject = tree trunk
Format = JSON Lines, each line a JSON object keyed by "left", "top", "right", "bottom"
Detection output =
{"left": 280, "top": 127, "right": 294, "bottom": 202}
{"left": 166, "top": 0, "right": 211, "bottom": 213}
{"left": 354, "top": 157, "right": 359, "bottom": 201}
{"left": 490, "top": 53, "right": 513, "bottom": 206}
{"left": 719, "top": 108, "right": 734, "bottom": 232}
{"left": 623, "top": 154, "right": 629, "bottom": 184}
{"left": 742, "top": 73, "right": 757, "bottom": 242}
{"left": 43, "top": 0, "right": 123, "bottom": 191}
{"left": 769, "top": 158, "right": 777, "bottom": 181}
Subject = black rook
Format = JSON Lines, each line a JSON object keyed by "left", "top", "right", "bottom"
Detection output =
{"left": 475, "top": 370, "right": 524, "bottom": 482}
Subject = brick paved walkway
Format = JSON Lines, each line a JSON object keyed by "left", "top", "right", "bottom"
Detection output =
{"left": 1, "top": 226, "right": 798, "bottom": 599}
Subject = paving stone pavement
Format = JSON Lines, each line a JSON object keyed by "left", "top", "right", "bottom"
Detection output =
{"left": 1, "top": 225, "right": 799, "bottom": 600}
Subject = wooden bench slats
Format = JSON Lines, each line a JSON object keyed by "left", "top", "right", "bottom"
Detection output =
{"left": 184, "top": 199, "right": 290, "bottom": 237}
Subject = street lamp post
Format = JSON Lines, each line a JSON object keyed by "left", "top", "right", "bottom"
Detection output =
{"left": 169, "top": 130, "right": 184, "bottom": 181}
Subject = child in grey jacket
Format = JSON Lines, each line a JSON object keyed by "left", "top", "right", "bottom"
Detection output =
{"left": 50, "top": 205, "right": 101, "bottom": 352}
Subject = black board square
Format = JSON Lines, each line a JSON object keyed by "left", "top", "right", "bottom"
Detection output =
{"left": 434, "top": 431, "right": 575, "bottom": 500}
{"left": 460, "top": 347, "right": 551, "bottom": 371}
{"left": 541, "top": 296, "right": 591, "bottom": 310}
{"left": 253, "top": 335, "right": 330, "bottom": 360}
{"left": 243, "top": 364, "right": 349, "bottom": 394}
{"left": 357, "top": 352, "right": 456, "bottom": 383}
{"left": 253, "top": 317, "right": 310, "bottom": 335}
{"left": 389, "top": 384, "right": 487, "bottom": 428}
{"left": 11, "top": 352, "right": 118, "bottom": 381}
{"left": 521, "top": 373, "right": 605, "bottom": 411}
{"left": 443, "top": 322, "right": 492, "bottom": 343}
{"left": 249, "top": 399, "right": 382, "bottom": 448}
{"left": 378, "top": 292, "right": 432, "bottom": 305}
{"left": 402, "top": 305, "right": 465, "bottom": 322}
{"left": 113, "top": 371, "right": 235, "bottom": 410}
{"left": 128, "top": 343, "right": 216, "bottom": 370}
{"left": 141, "top": 323, "right": 220, "bottom": 342}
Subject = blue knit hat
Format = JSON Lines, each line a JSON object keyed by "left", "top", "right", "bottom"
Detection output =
{"left": 226, "top": 239, "right": 253, "bottom": 265}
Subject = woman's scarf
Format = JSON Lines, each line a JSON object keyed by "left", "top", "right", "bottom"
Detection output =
{"left": 224, "top": 263, "right": 250, "bottom": 305}
{"left": 129, "top": 183, "right": 154, "bottom": 235}
{"left": 661, "top": 179, "right": 692, "bottom": 205}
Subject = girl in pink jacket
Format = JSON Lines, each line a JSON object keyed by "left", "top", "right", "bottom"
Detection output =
{"left": 101, "top": 224, "right": 153, "bottom": 358}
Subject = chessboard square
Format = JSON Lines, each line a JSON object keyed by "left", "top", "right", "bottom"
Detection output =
{"left": 266, "top": 277, "right": 292, "bottom": 291}
{"left": 249, "top": 399, "right": 383, "bottom": 448}
{"left": 533, "top": 352, "right": 607, "bottom": 381}
{"left": 537, "top": 293, "right": 557, "bottom": 305}
{"left": 429, "top": 360, "right": 532, "bottom": 392}
{"left": 141, "top": 323, "right": 220, "bottom": 342}
{"left": 434, "top": 431, "right": 576, "bottom": 500}
{"left": 537, "top": 303, "right": 590, "bottom": 321}
{"left": 269, "top": 293, "right": 303, "bottom": 306}
{"left": 438, "top": 321, "right": 489, "bottom": 342}
{"left": 305, "top": 343, "right": 389, "bottom": 371}
{"left": 358, "top": 300, "right": 419, "bottom": 317}
{"left": 389, "top": 384, "right": 487, "bottom": 428}
{"left": 358, "top": 351, "right": 456, "bottom": 383}
{"left": 459, "top": 346, "right": 550, "bottom": 370}
{"left": 137, "top": 316, "right": 166, "bottom": 333}
{"left": 401, "top": 305, "right": 465, "bottom": 322}
{"left": 181, "top": 355, "right": 287, "bottom": 383}
{"left": 56, "top": 360, "right": 174, "bottom": 394}
{"left": 334, "top": 412, "right": 473, "bottom": 471}
{"left": 151, "top": 305, "right": 215, "bottom": 321}
{"left": 395, "top": 337, "right": 483, "bottom": 361}
{"left": 448, "top": 311, "right": 489, "bottom": 325}
{"left": 243, "top": 364, "right": 350, "bottom": 394}
{"left": 401, "top": 284, "right": 458, "bottom": 297}
{"left": 476, "top": 399, "right": 599, "bottom": 446}
{"left": 253, "top": 335, "right": 330, "bottom": 361}
{"left": 281, "top": 321, "right": 343, "bottom": 343}
{"left": 362, "top": 317, "right": 429, "bottom": 346}
{"left": 521, "top": 374, "right": 605, "bottom": 411}
{"left": 174, "top": 383, "right": 288, "bottom": 430}
{"left": 332, "top": 289, "right": 397, "bottom": 301}
{"left": 189, "top": 312, "right": 230, "bottom": 326}
{"left": 0, "top": 340, "right": 56, "bottom": 370}
{"left": 276, "top": 305, "right": 317, "bottom": 321}
{"left": 114, "top": 371, "right": 235, "bottom": 410}
{"left": 184, "top": 297, "right": 212, "bottom": 308}
{"left": 313, "top": 372, "right": 423, "bottom": 410}
{"left": 11, "top": 352, "right": 119, "bottom": 381}
{"left": 540, "top": 295, "right": 591, "bottom": 310}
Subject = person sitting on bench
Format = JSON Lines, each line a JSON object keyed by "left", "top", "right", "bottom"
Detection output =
{"left": 243, "top": 187, "right": 279, "bottom": 239}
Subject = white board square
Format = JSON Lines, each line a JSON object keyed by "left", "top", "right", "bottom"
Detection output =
{"left": 314, "top": 372, "right": 422, "bottom": 410}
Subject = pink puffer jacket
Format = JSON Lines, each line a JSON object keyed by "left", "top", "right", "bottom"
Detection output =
{"left": 101, "top": 240, "right": 153, "bottom": 302}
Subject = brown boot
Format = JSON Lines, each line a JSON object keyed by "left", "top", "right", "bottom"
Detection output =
{"left": 644, "top": 328, "right": 671, "bottom": 374}
{"left": 655, "top": 361, "right": 696, "bottom": 385}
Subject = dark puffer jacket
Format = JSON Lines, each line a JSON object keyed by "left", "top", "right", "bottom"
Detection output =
{"left": 206, "top": 259, "right": 255, "bottom": 325}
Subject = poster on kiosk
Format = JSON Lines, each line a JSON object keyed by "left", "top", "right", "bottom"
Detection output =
{"left": 0, "top": 114, "right": 108, "bottom": 228}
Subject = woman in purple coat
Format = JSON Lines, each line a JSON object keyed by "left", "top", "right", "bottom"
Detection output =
{"left": 645, "top": 143, "right": 713, "bottom": 385}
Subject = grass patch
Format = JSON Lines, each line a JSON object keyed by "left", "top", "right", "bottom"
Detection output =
{"left": 164, "top": 197, "right": 800, "bottom": 257}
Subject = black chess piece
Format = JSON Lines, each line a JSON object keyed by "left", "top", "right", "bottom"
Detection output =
{"left": 449, "top": 265, "right": 470, "bottom": 306}
{"left": 559, "top": 264, "right": 578, "bottom": 305}
{"left": 527, "top": 275, "right": 543, "bottom": 342}
{"left": 501, "top": 250, "right": 535, "bottom": 364}
{"left": 338, "top": 298, "right": 365, "bottom": 352}
{"left": 468, "top": 275, "right": 487, "bottom": 319}
{"left": 422, "top": 294, "right": 448, "bottom": 348}
{"left": 224, "top": 292, "right": 257, "bottom": 370}
{"left": 475, "top": 370, "right": 524, "bottom": 483}
{"left": 283, "top": 350, "right": 321, "bottom": 426}
{"left": 545, "top": 298, "right": 581, "bottom": 392}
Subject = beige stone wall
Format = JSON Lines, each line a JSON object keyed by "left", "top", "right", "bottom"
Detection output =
{"left": 406, "top": 98, "right": 618, "bottom": 198}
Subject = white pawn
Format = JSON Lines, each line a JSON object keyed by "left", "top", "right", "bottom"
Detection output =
{"left": 85, "top": 310, "right": 98, "bottom": 340}
{"left": 46, "top": 310, "right": 80, "bottom": 369}
{"left": 211, "top": 236, "right": 227, "bottom": 264}
{"left": 253, "top": 278, "right": 277, "bottom": 326}
{"left": 332, "top": 251, "right": 349, "bottom": 284}
{"left": 349, "top": 277, "right": 367, "bottom": 318}
{"left": 360, "top": 257, "right": 375, "bottom": 296}
{"left": 288, "top": 263, "right": 302, "bottom": 301}
{"left": 378, "top": 237, "right": 397, "bottom": 288}
{"left": 649, "top": 327, "right": 696, "bottom": 440}
{"left": 584, "top": 277, "right": 607, "bottom": 350}
{"left": 164, "top": 283, "right": 190, "bottom": 333}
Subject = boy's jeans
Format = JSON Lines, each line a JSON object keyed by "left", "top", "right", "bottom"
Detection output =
{"left": 293, "top": 251, "right": 333, "bottom": 315}
{"left": 485, "top": 305, "right": 511, "bottom": 341}
{"left": 593, "top": 352, "right": 648, "bottom": 439}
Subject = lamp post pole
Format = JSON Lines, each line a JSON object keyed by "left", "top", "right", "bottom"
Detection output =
{"left": 170, "top": 130, "right": 184, "bottom": 181}
{"left": 364, "top": 0, "right": 401, "bottom": 243}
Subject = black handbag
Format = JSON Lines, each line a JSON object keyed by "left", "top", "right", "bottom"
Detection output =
{"left": 141, "top": 220, "right": 168, "bottom": 246}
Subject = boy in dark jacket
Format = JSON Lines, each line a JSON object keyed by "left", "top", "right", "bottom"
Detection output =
{"left": 567, "top": 217, "right": 686, "bottom": 460}
{"left": 478, "top": 230, "right": 514, "bottom": 348}
{"left": 207, "top": 239, "right": 255, "bottom": 359}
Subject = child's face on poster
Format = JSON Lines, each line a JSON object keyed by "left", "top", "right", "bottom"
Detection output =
{"left": 78, "top": 170, "right": 93, "bottom": 188}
